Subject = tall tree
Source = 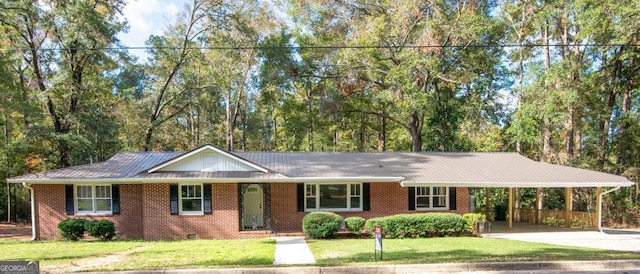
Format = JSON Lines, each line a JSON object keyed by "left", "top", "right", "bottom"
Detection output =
{"left": 0, "top": 0, "right": 126, "bottom": 166}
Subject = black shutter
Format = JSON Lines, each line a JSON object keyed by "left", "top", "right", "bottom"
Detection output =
{"left": 170, "top": 184, "right": 179, "bottom": 215}
{"left": 203, "top": 184, "right": 212, "bottom": 214}
{"left": 449, "top": 187, "right": 457, "bottom": 210}
{"left": 112, "top": 185, "right": 120, "bottom": 214}
{"left": 362, "top": 183, "right": 370, "bottom": 211}
{"left": 408, "top": 187, "right": 416, "bottom": 210}
{"left": 65, "top": 185, "right": 74, "bottom": 215}
{"left": 296, "top": 183, "right": 304, "bottom": 212}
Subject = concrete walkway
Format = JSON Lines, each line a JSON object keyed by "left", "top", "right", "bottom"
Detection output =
{"left": 273, "top": 236, "right": 316, "bottom": 265}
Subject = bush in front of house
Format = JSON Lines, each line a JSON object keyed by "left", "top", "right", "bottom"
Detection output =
{"left": 462, "top": 213, "right": 487, "bottom": 235}
{"left": 85, "top": 220, "right": 116, "bottom": 241}
{"left": 58, "top": 218, "right": 87, "bottom": 241}
{"left": 344, "top": 216, "right": 366, "bottom": 235}
{"left": 302, "top": 211, "right": 343, "bottom": 239}
{"left": 365, "top": 213, "right": 466, "bottom": 238}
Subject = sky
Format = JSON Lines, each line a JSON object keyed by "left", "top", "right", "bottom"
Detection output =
{"left": 117, "top": 0, "right": 182, "bottom": 61}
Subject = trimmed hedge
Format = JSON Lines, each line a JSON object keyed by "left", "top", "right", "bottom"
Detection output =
{"left": 302, "top": 211, "right": 343, "bottom": 239}
{"left": 462, "top": 213, "right": 487, "bottom": 235}
{"left": 85, "top": 220, "right": 116, "bottom": 241}
{"left": 365, "top": 213, "right": 466, "bottom": 238}
{"left": 58, "top": 218, "right": 87, "bottom": 241}
{"left": 58, "top": 218, "right": 116, "bottom": 241}
{"left": 344, "top": 216, "right": 366, "bottom": 235}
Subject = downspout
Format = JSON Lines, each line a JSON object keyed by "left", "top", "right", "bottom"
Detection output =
{"left": 598, "top": 186, "right": 622, "bottom": 233}
{"left": 22, "top": 183, "right": 37, "bottom": 241}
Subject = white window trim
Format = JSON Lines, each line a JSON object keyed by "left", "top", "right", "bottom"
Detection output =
{"left": 179, "top": 183, "right": 204, "bottom": 215}
{"left": 416, "top": 186, "right": 449, "bottom": 211}
{"left": 304, "top": 182, "right": 363, "bottom": 212}
{"left": 75, "top": 184, "right": 113, "bottom": 215}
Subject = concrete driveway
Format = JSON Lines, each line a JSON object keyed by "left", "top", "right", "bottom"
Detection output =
{"left": 485, "top": 222, "right": 640, "bottom": 252}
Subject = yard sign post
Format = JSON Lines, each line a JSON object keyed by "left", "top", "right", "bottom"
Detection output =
{"left": 374, "top": 227, "right": 383, "bottom": 260}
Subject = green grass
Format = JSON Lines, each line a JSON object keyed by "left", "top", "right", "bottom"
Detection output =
{"left": 3, "top": 237, "right": 640, "bottom": 271}
{"left": 0, "top": 238, "right": 276, "bottom": 271}
{"left": 0, "top": 240, "right": 146, "bottom": 265}
{"left": 307, "top": 237, "right": 640, "bottom": 266}
{"left": 96, "top": 238, "right": 276, "bottom": 271}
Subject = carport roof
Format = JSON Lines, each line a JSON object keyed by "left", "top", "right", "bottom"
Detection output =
{"left": 7, "top": 145, "right": 633, "bottom": 188}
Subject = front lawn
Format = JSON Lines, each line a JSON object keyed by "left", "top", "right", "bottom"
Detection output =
{"left": 96, "top": 238, "right": 276, "bottom": 271}
{"left": 0, "top": 238, "right": 276, "bottom": 271}
{"left": 3, "top": 237, "right": 640, "bottom": 271}
{"left": 0, "top": 240, "right": 145, "bottom": 265}
{"left": 307, "top": 237, "right": 640, "bottom": 266}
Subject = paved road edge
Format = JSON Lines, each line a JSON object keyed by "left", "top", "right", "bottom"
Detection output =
{"left": 84, "top": 260, "right": 640, "bottom": 274}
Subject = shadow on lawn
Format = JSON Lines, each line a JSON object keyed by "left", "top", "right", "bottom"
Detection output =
{"left": 314, "top": 246, "right": 640, "bottom": 266}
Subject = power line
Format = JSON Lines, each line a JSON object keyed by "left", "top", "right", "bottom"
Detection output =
{"left": 0, "top": 43, "right": 639, "bottom": 52}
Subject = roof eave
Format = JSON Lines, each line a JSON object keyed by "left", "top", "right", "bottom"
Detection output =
{"left": 401, "top": 181, "right": 634, "bottom": 188}
{"left": 8, "top": 176, "right": 405, "bottom": 184}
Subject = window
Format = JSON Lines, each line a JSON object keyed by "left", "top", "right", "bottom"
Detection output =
{"left": 76, "top": 185, "right": 112, "bottom": 214}
{"left": 305, "top": 183, "right": 362, "bottom": 211}
{"left": 305, "top": 184, "right": 316, "bottom": 210}
{"left": 416, "top": 186, "right": 448, "bottom": 210}
{"left": 180, "top": 184, "right": 203, "bottom": 214}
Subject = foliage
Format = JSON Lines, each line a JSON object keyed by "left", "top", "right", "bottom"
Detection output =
{"left": 365, "top": 213, "right": 467, "bottom": 239}
{"left": 463, "top": 213, "right": 487, "bottom": 235}
{"left": 1, "top": 0, "right": 640, "bottom": 227}
{"left": 57, "top": 218, "right": 87, "bottom": 241}
{"left": 344, "top": 216, "right": 366, "bottom": 235}
{"left": 542, "top": 216, "right": 565, "bottom": 227}
{"left": 302, "top": 212, "right": 343, "bottom": 239}
{"left": 85, "top": 220, "right": 116, "bottom": 241}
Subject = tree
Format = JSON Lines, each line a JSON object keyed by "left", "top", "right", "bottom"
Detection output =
{"left": 0, "top": 0, "right": 126, "bottom": 166}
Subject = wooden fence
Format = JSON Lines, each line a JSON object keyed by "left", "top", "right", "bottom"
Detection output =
{"left": 515, "top": 208, "right": 598, "bottom": 229}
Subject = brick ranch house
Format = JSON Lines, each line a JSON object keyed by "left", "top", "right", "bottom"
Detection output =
{"left": 8, "top": 144, "right": 632, "bottom": 240}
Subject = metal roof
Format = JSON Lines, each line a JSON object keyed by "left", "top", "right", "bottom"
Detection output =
{"left": 7, "top": 147, "right": 633, "bottom": 187}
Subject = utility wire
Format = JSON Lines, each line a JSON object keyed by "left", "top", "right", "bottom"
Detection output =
{"left": 0, "top": 43, "right": 639, "bottom": 52}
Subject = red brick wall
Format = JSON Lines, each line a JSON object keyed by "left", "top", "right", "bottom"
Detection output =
{"left": 270, "top": 183, "right": 307, "bottom": 232}
{"left": 33, "top": 184, "right": 143, "bottom": 240}
{"left": 33, "top": 185, "right": 66, "bottom": 240}
{"left": 32, "top": 182, "right": 470, "bottom": 240}
{"left": 270, "top": 183, "right": 470, "bottom": 232}
{"left": 142, "top": 183, "right": 241, "bottom": 240}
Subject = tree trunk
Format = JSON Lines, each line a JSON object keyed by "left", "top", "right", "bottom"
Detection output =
{"left": 225, "top": 93, "right": 234, "bottom": 151}
{"left": 565, "top": 105, "right": 574, "bottom": 158}
{"left": 408, "top": 111, "right": 424, "bottom": 152}
{"left": 596, "top": 50, "right": 621, "bottom": 170}
{"left": 541, "top": 22, "right": 551, "bottom": 163}
{"left": 378, "top": 109, "right": 386, "bottom": 152}
{"left": 307, "top": 88, "right": 314, "bottom": 152}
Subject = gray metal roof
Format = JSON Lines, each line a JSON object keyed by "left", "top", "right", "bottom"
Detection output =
{"left": 7, "top": 148, "right": 633, "bottom": 187}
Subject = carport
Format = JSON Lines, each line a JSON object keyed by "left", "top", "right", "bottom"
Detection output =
{"left": 400, "top": 153, "right": 634, "bottom": 231}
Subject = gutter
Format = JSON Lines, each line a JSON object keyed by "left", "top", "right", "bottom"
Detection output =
{"left": 8, "top": 176, "right": 406, "bottom": 184}
{"left": 598, "top": 186, "right": 622, "bottom": 233}
{"left": 21, "top": 183, "right": 37, "bottom": 241}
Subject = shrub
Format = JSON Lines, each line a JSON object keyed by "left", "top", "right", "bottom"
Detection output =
{"left": 85, "top": 220, "right": 116, "bottom": 241}
{"left": 58, "top": 218, "right": 87, "bottom": 241}
{"left": 462, "top": 213, "right": 487, "bottom": 235}
{"left": 365, "top": 213, "right": 466, "bottom": 239}
{"left": 344, "top": 216, "right": 366, "bottom": 235}
{"left": 302, "top": 211, "right": 343, "bottom": 239}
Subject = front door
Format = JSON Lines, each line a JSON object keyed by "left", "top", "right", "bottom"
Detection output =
{"left": 243, "top": 184, "right": 264, "bottom": 229}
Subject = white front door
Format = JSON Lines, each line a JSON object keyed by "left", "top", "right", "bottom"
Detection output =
{"left": 243, "top": 184, "right": 263, "bottom": 229}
